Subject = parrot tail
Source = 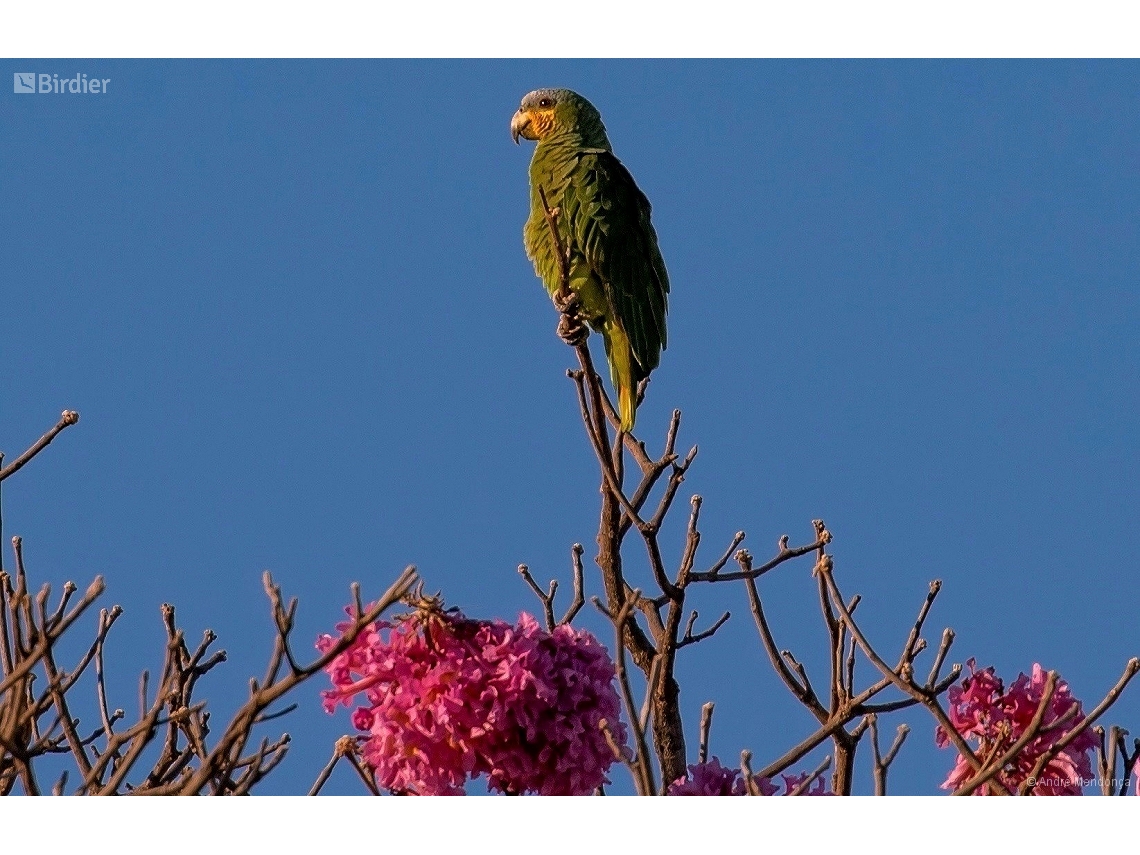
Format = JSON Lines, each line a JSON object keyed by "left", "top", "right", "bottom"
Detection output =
{"left": 602, "top": 318, "right": 637, "bottom": 432}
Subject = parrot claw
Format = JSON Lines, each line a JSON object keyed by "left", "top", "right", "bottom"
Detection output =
{"left": 554, "top": 291, "right": 587, "bottom": 345}
{"left": 557, "top": 312, "right": 588, "bottom": 346}
{"left": 553, "top": 290, "right": 580, "bottom": 314}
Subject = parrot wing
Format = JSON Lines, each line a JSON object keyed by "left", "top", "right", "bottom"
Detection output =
{"left": 567, "top": 150, "right": 670, "bottom": 379}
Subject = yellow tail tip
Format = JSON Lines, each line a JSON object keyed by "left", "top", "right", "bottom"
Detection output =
{"left": 619, "top": 383, "right": 636, "bottom": 432}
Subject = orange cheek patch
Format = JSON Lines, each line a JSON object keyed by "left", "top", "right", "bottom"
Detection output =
{"left": 530, "top": 109, "right": 556, "bottom": 138}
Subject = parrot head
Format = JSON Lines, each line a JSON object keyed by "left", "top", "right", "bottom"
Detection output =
{"left": 511, "top": 89, "right": 610, "bottom": 148}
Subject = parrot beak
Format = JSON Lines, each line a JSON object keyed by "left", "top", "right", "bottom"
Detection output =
{"left": 510, "top": 109, "right": 533, "bottom": 144}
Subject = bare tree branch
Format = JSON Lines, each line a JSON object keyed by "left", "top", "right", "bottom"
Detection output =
{"left": 0, "top": 411, "right": 80, "bottom": 483}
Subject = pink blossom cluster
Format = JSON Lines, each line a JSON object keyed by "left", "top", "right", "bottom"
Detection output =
{"left": 936, "top": 659, "right": 1098, "bottom": 795}
{"left": 318, "top": 607, "right": 628, "bottom": 795}
{"left": 667, "top": 757, "right": 831, "bottom": 796}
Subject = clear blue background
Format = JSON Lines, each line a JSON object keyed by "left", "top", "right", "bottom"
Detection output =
{"left": 2, "top": 60, "right": 1137, "bottom": 795}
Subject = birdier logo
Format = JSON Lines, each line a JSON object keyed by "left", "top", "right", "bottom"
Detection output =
{"left": 13, "top": 72, "right": 110, "bottom": 94}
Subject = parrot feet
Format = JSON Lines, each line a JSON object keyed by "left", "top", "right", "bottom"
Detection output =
{"left": 553, "top": 289, "right": 579, "bottom": 315}
{"left": 557, "top": 311, "right": 588, "bottom": 346}
{"left": 554, "top": 291, "right": 588, "bottom": 346}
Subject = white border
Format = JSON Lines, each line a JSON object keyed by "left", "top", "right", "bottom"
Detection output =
{"left": 2, "top": 1, "right": 1138, "bottom": 58}
{"left": 3, "top": 796, "right": 1129, "bottom": 853}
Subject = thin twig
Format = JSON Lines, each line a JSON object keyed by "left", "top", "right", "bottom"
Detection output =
{"left": 692, "top": 537, "right": 828, "bottom": 584}
{"left": 787, "top": 754, "right": 831, "bottom": 796}
{"left": 309, "top": 736, "right": 357, "bottom": 796}
{"left": 559, "top": 543, "right": 586, "bottom": 625}
{"left": 739, "top": 750, "right": 762, "bottom": 796}
{"left": 677, "top": 610, "right": 730, "bottom": 649}
{"left": 0, "top": 411, "right": 80, "bottom": 483}
{"left": 517, "top": 564, "right": 557, "bottom": 631}
{"left": 698, "top": 702, "right": 714, "bottom": 765}
{"left": 868, "top": 714, "right": 909, "bottom": 796}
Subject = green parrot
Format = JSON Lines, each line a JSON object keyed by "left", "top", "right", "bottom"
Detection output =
{"left": 511, "top": 88, "right": 669, "bottom": 432}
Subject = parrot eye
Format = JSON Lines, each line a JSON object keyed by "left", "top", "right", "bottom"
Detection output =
{"left": 538, "top": 98, "right": 553, "bottom": 108}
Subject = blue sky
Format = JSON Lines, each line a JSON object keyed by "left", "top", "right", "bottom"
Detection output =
{"left": 2, "top": 60, "right": 1138, "bottom": 795}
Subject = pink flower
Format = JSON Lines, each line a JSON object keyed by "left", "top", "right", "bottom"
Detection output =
{"left": 936, "top": 659, "right": 1098, "bottom": 795}
{"left": 667, "top": 757, "right": 743, "bottom": 795}
{"left": 319, "top": 607, "right": 627, "bottom": 795}
{"left": 667, "top": 758, "right": 829, "bottom": 796}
